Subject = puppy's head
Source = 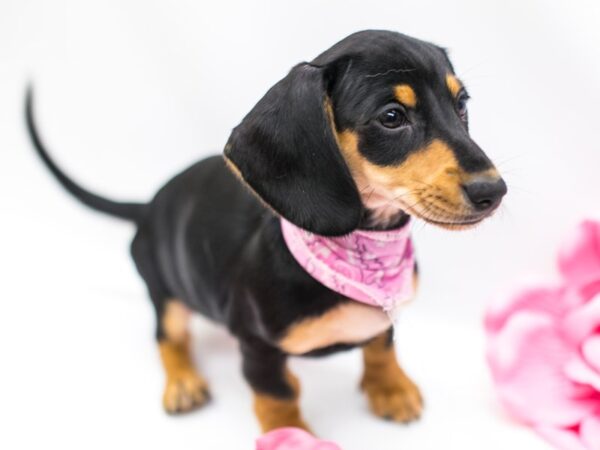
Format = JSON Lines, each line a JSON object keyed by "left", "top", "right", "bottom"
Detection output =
{"left": 225, "top": 30, "right": 506, "bottom": 236}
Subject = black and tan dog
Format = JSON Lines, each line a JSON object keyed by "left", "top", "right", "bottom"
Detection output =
{"left": 26, "top": 30, "right": 506, "bottom": 432}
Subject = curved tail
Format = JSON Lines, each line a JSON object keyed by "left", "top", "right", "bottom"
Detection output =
{"left": 25, "top": 87, "right": 147, "bottom": 222}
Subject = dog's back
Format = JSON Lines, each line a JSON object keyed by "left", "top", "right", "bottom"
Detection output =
{"left": 132, "top": 155, "right": 267, "bottom": 322}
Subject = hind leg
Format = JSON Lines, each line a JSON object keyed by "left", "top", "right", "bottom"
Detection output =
{"left": 131, "top": 233, "right": 210, "bottom": 414}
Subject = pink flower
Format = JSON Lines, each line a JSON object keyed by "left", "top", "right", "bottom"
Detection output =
{"left": 486, "top": 221, "right": 600, "bottom": 449}
{"left": 256, "top": 428, "right": 342, "bottom": 450}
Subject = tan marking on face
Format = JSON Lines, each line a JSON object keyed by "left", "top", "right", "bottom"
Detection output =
{"left": 394, "top": 84, "right": 417, "bottom": 108}
{"left": 253, "top": 370, "right": 310, "bottom": 432}
{"left": 463, "top": 167, "right": 500, "bottom": 182}
{"left": 361, "top": 332, "right": 423, "bottom": 422}
{"left": 338, "top": 130, "right": 405, "bottom": 227}
{"left": 336, "top": 130, "right": 500, "bottom": 227}
{"left": 279, "top": 302, "right": 392, "bottom": 355}
{"left": 446, "top": 74, "right": 462, "bottom": 98}
{"left": 339, "top": 130, "right": 465, "bottom": 202}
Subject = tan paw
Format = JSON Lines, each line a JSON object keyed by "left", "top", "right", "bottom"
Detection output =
{"left": 361, "top": 374, "right": 423, "bottom": 423}
{"left": 163, "top": 370, "right": 210, "bottom": 414}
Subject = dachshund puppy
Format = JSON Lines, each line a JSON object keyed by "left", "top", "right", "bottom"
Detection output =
{"left": 26, "top": 30, "right": 506, "bottom": 432}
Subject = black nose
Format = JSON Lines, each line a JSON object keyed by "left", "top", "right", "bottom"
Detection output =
{"left": 462, "top": 178, "right": 507, "bottom": 211}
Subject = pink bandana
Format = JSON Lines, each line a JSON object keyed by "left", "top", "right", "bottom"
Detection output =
{"left": 280, "top": 218, "right": 415, "bottom": 312}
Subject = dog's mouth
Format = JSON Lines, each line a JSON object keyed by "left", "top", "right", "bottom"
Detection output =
{"left": 395, "top": 196, "right": 498, "bottom": 230}
{"left": 417, "top": 213, "right": 488, "bottom": 230}
{"left": 359, "top": 184, "right": 501, "bottom": 231}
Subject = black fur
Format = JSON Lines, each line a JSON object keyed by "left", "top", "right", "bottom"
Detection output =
{"left": 312, "top": 31, "right": 493, "bottom": 173}
{"left": 225, "top": 62, "right": 363, "bottom": 236}
{"left": 25, "top": 88, "right": 146, "bottom": 223}
{"left": 26, "top": 30, "right": 501, "bottom": 400}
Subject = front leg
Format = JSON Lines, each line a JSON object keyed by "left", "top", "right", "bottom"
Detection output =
{"left": 361, "top": 328, "right": 423, "bottom": 423}
{"left": 240, "top": 337, "right": 310, "bottom": 433}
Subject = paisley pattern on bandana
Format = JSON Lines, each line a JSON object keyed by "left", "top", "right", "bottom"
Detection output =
{"left": 280, "top": 218, "right": 415, "bottom": 311}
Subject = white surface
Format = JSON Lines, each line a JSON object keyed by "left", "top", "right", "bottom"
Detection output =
{"left": 2, "top": 0, "right": 599, "bottom": 448}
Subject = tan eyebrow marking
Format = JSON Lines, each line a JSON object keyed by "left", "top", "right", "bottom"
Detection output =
{"left": 394, "top": 84, "right": 417, "bottom": 108}
{"left": 446, "top": 74, "right": 462, "bottom": 98}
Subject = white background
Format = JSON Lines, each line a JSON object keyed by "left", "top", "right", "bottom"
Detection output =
{"left": 2, "top": 1, "right": 599, "bottom": 449}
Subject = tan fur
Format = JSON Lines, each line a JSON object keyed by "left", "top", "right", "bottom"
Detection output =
{"left": 361, "top": 332, "right": 423, "bottom": 422}
{"left": 446, "top": 74, "right": 462, "bottom": 98}
{"left": 224, "top": 155, "right": 243, "bottom": 180}
{"left": 279, "top": 302, "right": 392, "bottom": 355}
{"left": 337, "top": 130, "right": 499, "bottom": 228}
{"left": 324, "top": 97, "right": 336, "bottom": 127}
{"left": 253, "top": 370, "right": 310, "bottom": 432}
{"left": 394, "top": 84, "right": 417, "bottom": 108}
{"left": 159, "top": 300, "right": 209, "bottom": 414}
{"left": 413, "top": 271, "right": 419, "bottom": 291}
{"left": 162, "top": 301, "right": 190, "bottom": 343}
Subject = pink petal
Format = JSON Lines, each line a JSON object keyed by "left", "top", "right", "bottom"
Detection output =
{"left": 256, "top": 428, "right": 342, "bottom": 450}
{"left": 562, "top": 294, "right": 600, "bottom": 346}
{"left": 565, "top": 356, "right": 600, "bottom": 391}
{"left": 559, "top": 221, "right": 600, "bottom": 289}
{"left": 487, "top": 310, "right": 598, "bottom": 426}
{"left": 535, "top": 425, "right": 589, "bottom": 450}
{"left": 581, "top": 415, "right": 600, "bottom": 449}
{"left": 582, "top": 334, "right": 600, "bottom": 374}
{"left": 485, "top": 285, "right": 569, "bottom": 334}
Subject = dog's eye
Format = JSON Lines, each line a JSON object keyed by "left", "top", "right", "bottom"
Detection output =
{"left": 378, "top": 107, "right": 407, "bottom": 129}
{"left": 456, "top": 92, "right": 470, "bottom": 120}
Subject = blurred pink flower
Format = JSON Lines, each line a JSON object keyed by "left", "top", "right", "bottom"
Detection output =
{"left": 486, "top": 220, "right": 600, "bottom": 449}
{"left": 256, "top": 428, "right": 342, "bottom": 450}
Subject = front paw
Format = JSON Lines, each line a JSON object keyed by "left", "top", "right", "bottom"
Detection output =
{"left": 361, "top": 372, "right": 423, "bottom": 423}
{"left": 163, "top": 370, "right": 210, "bottom": 414}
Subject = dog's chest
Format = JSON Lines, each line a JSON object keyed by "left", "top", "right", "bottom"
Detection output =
{"left": 278, "top": 301, "right": 391, "bottom": 355}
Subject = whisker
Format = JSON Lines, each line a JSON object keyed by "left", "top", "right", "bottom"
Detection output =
{"left": 365, "top": 187, "right": 376, "bottom": 204}
{"left": 389, "top": 188, "right": 423, "bottom": 203}
{"left": 495, "top": 154, "right": 526, "bottom": 166}
{"left": 409, "top": 179, "right": 436, "bottom": 189}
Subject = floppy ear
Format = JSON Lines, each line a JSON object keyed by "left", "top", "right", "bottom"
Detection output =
{"left": 224, "top": 62, "right": 362, "bottom": 236}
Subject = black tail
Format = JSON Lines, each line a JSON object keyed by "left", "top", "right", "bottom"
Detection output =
{"left": 25, "top": 87, "right": 146, "bottom": 222}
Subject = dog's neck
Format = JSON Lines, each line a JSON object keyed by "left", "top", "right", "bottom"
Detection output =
{"left": 358, "top": 209, "right": 410, "bottom": 232}
{"left": 280, "top": 217, "right": 415, "bottom": 312}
